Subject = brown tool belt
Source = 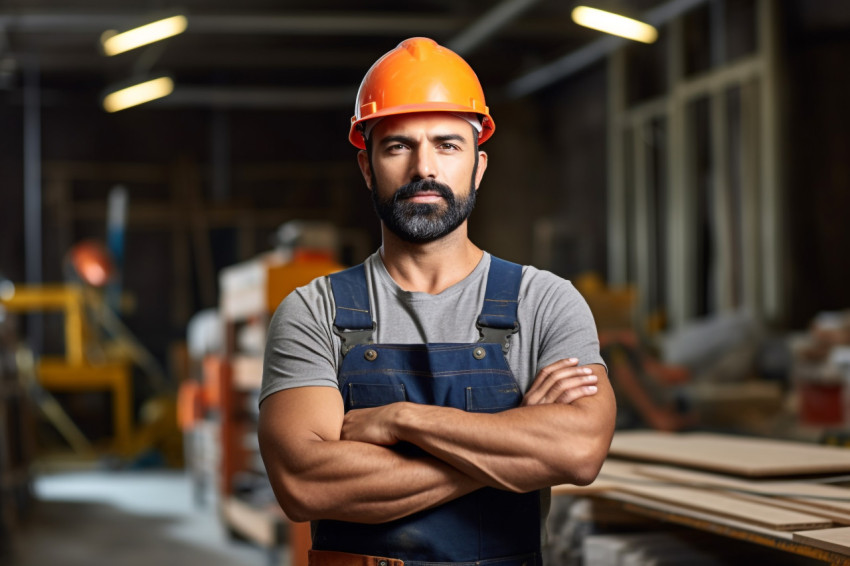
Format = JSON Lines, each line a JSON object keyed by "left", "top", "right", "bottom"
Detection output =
{"left": 308, "top": 550, "right": 404, "bottom": 566}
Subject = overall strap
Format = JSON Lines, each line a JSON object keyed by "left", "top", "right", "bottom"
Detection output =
{"left": 328, "top": 264, "right": 375, "bottom": 355}
{"left": 477, "top": 256, "right": 522, "bottom": 353}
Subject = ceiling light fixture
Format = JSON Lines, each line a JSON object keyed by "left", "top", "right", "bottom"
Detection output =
{"left": 571, "top": 5, "right": 658, "bottom": 44}
{"left": 101, "top": 15, "right": 188, "bottom": 56}
{"left": 103, "top": 76, "right": 174, "bottom": 112}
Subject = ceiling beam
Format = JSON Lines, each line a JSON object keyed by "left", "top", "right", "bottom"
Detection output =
{"left": 446, "top": 0, "right": 543, "bottom": 55}
{"left": 152, "top": 86, "right": 354, "bottom": 109}
{"left": 505, "top": 0, "right": 710, "bottom": 97}
{"left": 0, "top": 12, "right": 464, "bottom": 35}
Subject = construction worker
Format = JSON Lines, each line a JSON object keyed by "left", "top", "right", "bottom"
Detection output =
{"left": 258, "top": 37, "right": 616, "bottom": 566}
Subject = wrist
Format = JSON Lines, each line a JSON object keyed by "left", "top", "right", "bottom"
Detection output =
{"left": 393, "top": 401, "right": 425, "bottom": 443}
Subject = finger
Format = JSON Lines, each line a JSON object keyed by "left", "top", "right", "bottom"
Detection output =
{"left": 530, "top": 369, "right": 597, "bottom": 402}
{"left": 535, "top": 358, "right": 580, "bottom": 380}
{"left": 553, "top": 384, "right": 598, "bottom": 405}
{"left": 538, "top": 375, "right": 597, "bottom": 405}
{"left": 526, "top": 358, "right": 579, "bottom": 396}
{"left": 525, "top": 364, "right": 594, "bottom": 403}
{"left": 523, "top": 371, "right": 598, "bottom": 406}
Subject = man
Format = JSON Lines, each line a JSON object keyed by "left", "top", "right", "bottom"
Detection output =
{"left": 259, "top": 37, "right": 616, "bottom": 566}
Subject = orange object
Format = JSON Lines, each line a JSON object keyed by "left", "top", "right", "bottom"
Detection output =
{"left": 289, "top": 521, "right": 312, "bottom": 566}
{"left": 177, "top": 380, "right": 203, "bottom": 430}
{"left": 69, "top": 240, "right": 116, "bottom": 287}
{"left": 201, "top": 355, "right": 225, "bottom": 409}
{"left": 266, "top": 251, "right": 344, "bottom": 312}
{"left": 349, "top": 37, "right": 495, "bottom": 149}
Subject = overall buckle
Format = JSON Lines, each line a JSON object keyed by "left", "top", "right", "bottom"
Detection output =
{"left": 333, "top": 324, "right": 376, "bottom": 356}
{"left": 476, "top": 322, "right": 519, "bottom": 355}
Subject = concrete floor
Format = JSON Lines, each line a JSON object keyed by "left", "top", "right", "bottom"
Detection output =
{"left": 2, "top": 470, "right": 279, "bottom": 566}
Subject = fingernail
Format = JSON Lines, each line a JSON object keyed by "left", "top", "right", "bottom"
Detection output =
{"left": 583, "top": 368, "right": 593, "bottom": 374}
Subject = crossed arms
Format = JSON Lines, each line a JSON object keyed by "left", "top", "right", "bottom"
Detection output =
{"left": 258, "top": 358, "right": 616, "bottom": 524}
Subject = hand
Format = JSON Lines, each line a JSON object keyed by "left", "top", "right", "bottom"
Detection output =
{"left": 341, "top": 403, "right": 405, "bottom": 446}
{"left": 522, "top": 358, "right": 599, "bottom": 407}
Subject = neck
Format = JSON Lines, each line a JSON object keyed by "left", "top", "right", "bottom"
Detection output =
{"left": 379, "top": 225, "right": 483, "bottom": 294}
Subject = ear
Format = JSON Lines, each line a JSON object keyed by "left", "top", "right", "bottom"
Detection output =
{"left": 357, "top": 150, "right": 373, "bottom": 190}
{"left": 474, "top": 151, "right": 488, "bottom": 190}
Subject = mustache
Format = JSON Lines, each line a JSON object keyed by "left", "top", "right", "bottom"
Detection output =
{"left": 392, "top": 179, "right": 455, "bottom": 203}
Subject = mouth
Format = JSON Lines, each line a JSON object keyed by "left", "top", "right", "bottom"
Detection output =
{"left": 403, "top": 191, "right": 445, "bottom": 203}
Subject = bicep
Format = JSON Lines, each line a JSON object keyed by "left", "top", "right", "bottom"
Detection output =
{"left": 258, "top": 386, "right": 344, "bottom": 468}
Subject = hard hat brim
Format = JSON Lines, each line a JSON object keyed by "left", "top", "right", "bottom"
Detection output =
{"left": 349, "top": 104, "right": 495, "bottom": 150}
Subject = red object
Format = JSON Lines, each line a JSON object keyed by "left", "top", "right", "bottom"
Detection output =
{"left": 798, "top": 382, "right": 844, "bottom": 426}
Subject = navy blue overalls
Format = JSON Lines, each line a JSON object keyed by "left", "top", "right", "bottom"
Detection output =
{"left": 312, "top": 257, "right": 542, "bottom": 566}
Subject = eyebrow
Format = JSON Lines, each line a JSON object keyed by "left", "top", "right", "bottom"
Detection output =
{"left": 378, "top": 133, "right": 469, "bottom": 146}
{"left": 432, "top": 133, "right": 468, "bottom": 145}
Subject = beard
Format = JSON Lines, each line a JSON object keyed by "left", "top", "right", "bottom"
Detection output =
{"left": 371, "top": 177, "right": 477, "bottom": 244}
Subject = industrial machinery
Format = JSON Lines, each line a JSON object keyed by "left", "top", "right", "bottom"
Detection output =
{"left": 0, "top": 240, "right": 179, "bottom": 463}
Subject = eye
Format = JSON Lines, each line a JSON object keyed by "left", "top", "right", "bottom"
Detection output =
{"left": 438, "top": 143, "right": 460, "bottom": 151}
{"left": 385, "top": 143, "right": 409, "bottom": 153}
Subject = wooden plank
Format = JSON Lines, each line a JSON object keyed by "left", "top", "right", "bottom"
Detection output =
{"left": 602, "top": 491, "right": 850, "bottom": 565}
{"left": 221, "top": 496, "right": 285, "bottom": 548}
{"left": 632, "top": 463, "right": 850, "bottom": 524}
{"left": 609, "top": 431, "right": 850, "bottom": 477}
{"left": 733, "top": 495, "right": 850, "bottom": 526}
{"left": 602, "top": 490, "right": 794, "bottom": 541}
{"left": 793, "top": 527, "right": 850, "bottom": 556}
{"left": 232, "top": 355, "right": 263, "bottom": 390}
{"left": 595, "top": 460, "right": 832, "bottom": 531}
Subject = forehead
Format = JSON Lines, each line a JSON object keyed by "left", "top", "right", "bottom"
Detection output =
{"left": 371, "top": 112, "right": 473, "bottom": 141}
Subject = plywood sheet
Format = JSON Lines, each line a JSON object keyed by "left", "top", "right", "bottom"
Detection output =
{"left": 586, "top": 458, "right": 832, "bottom": 531}
{"left": 603, "top": 490, "right": 795, "bottom": 541}
{"left": 631, "top": 463, "right": 850, "bottom": 524}
{"left": 793, "top": 527, "right": 850, "bottom": 555}
{"left": 609, "top": 431, "right": 850, "bottom": 477}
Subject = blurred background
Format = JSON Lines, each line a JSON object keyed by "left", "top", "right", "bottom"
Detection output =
{"left": 2, "top": 0, "right": 850, "bottom": 565}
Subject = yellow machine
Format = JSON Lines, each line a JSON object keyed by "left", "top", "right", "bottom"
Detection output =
{"left": 1, "top": 241, "right": 178, "bottom": 462}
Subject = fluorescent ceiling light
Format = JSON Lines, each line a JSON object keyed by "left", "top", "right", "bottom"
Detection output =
{"left": 101, "top": 15, "right": 188, "bottom": 56}
{"left": 103, "top": 76, "right": 174, "bottom": 112}
{"left": 571, "top": 5, "right": 658, "bottom": 44}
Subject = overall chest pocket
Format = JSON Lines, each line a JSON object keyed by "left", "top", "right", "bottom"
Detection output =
{"left": 346, "top": 382, "right": 407, "bottom": 409}
{"left": 465, "top": 383, "right": 522, "bottom": 413}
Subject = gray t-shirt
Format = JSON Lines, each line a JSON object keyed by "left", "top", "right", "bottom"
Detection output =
{"left": 260, "top": 251, "right": 604, "bottom": 404}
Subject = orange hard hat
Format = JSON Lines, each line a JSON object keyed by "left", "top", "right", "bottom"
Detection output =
{"left": 349, "top": 37, "right": 495, "bottom": 149}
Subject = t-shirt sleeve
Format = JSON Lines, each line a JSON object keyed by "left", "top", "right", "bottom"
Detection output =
{"left": 527, "top": 271, "right": 607, "bottom": 373}
{"left": 259, "top": 277, "right": 340, "bottom": 406}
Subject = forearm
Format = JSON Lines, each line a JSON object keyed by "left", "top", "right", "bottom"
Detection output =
{"left": 393, "top": 399, "right": 613, "bottom": 492}
{"left": 341, "top": 363, "right": 616, "bottom": 493}
{"left": 258, "top": 388, "right": 482, "bottom": 523}
{"left": 264, "top": 438, "right": 479, "bottom": 523}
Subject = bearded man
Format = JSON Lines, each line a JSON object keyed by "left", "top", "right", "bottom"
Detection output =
{"left": 258, "top": 37, "right": 616, "bottom": 566}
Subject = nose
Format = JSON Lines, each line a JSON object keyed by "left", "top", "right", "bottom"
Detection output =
{"left": 411, "top": 144, "right": 437, "bottom": 180}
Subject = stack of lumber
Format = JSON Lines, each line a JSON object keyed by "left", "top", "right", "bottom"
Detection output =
{"left": 556, "top": 431, "right": 850, "bottom": 561}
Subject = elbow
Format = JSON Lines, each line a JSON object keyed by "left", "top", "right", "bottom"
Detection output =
{"left": 557, "top": 432, "right": 613, "bottom": 487}
{"left": 278, "top": 496, "right": 314, "bottom": 524}
{"left": 282, "top": 505, "right": 312, "bottom": 524}
{"left": 270, "top": 475, "right": 326, "bottom": 523}
{"left": 568, "top": 453, "right": 607, "bottom": 486}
